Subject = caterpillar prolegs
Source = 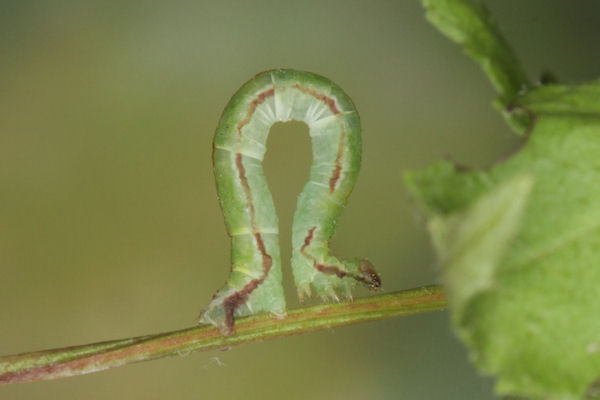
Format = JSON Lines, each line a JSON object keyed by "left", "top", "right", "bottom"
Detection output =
{"left": 199, "top": 69, "right": 380, "bottom": 334}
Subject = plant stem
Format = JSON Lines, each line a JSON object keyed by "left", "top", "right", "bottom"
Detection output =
{"left": 420, "top": 0, "right": 532, "bottom": 133}
{"left": 0, "top": 285, "right": 445, "bottom": 385}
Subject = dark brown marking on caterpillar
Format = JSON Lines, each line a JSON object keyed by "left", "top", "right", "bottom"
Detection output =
{"left": 236, "top": 88, "right": 275, "bottom": 137}
{"left": 301, "top": 226, "right": 316, "bottom": 253}
{"left": 301, "top": 228, "right": 380, "bottom": 291}
{"left": 223, "top": 153, "right": 273, "bottom": 333}
{"left": 329, "top": 130, "right": 346, "bottom": 192}
{"left": 301, "top": 226, "right": 352, "bottom": 282}
{"left": 291, "top": 83, "right": 341, "bottom": 115}
{"left": 222, "top": 232, "right": 272, "bottom": 332}
{"left": 235, "top": 153, "right": 255, "bottom": 221}
{"left": 289, "top": 83, "right": 345, "bottom": 193}
{"left": 315, "top": 263, "right": 348, "bottom": 279}
{"left": 223, "top": 278, "right": 259, "bottom": 333}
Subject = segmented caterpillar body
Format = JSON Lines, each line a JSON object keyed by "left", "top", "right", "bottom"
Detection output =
{"left": 199, "top": 69, "right": 380, "bottom": 334}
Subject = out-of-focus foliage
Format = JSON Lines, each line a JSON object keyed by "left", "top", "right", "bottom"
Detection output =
{"left": 409, "top": 1, "right": 600, "bottom": 398}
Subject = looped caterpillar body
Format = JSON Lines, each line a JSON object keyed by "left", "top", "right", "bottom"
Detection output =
{"left": 199, "top": 69, "right": 380, "bottom": 334}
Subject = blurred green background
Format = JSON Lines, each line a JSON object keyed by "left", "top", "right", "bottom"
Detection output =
{"left": 1, "top": 1, "right": 599, "bottom": 399}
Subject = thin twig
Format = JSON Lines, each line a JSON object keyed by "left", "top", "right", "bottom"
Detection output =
{"left": 0, "top": 285, "right": 446, "bottom": 385}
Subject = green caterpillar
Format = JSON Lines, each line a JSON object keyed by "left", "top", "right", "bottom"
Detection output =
{"left": 199, "top": 69, "right": 380, "bottom": 334}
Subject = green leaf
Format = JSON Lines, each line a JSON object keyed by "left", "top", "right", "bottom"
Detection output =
{"left": 425, "top": 174, "right": 534, "bottom": 313}
{"left": 420, "top": 0, "right": 531, "bottom": 133}
{"left": 406, "top": 78, "right": 600, "bottom": 398}
{"left": 406, "top": 79, "right": 600, "bottom": 399}
{"left": 412, "top": 1, "right": 600, "bottom": 398}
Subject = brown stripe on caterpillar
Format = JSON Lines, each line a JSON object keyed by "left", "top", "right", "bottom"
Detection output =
{"left": 316, "top": 260, "right": 380, "bottom": 290}
{"left": 222, "top": 232, "right": 272, "bottom": 334}
{"left": 291, "top": 83, "right": 341, "bottom": 115}
{"left": 301, "top": 226, "right": 317, "bottom": 254}
{"left": 329, "top": 130, "right": 346, "bottom": 192}
{"left": 315, "top": 263, "right": 348, "bottom": 279}
{"left": 287, "top": 82, "right": 345, "bottom": 193}
{"left": 224, "top": 153, "right": 273, "bottom": 333}
{"left": 301, "top": 227, "right": 352, "bottom": 280}
{"left": 236, "top": 88, "right": 275, "bottom": 137}
{"left": 235, "top": 153, "right": 256, "bottom": 223}
{"left": 254, "top": 232, "right": 272, "bottom": 271}
{"left": 301, "top": 226, "right": 380, "bottom": 290}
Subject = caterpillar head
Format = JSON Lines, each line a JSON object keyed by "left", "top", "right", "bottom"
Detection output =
{"left": 358, "top": 259, "right": 381, "bottom": 290}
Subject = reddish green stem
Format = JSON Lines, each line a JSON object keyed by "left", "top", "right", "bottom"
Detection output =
{"left": 0, "top": 285, "right": 446, "bottom": 385}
